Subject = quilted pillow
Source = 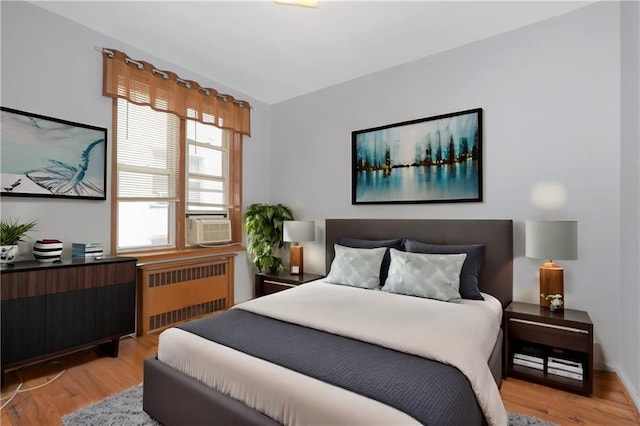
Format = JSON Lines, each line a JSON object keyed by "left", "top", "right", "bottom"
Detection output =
{"left": 338, "top": 237, "right": 404, "bottom": 286}
{"left": 325, "top": 245, "right": 386, "bottom": 289}
{"left": 382, "top": 249, "right": 466, "bottom": 303}
{"left": 404, "top": 239, "right": 486, "bottom": 300}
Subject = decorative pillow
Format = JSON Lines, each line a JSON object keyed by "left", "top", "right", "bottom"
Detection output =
{"left": 382, "top": 249, "right": 466, "bottom": 303}
{"left": 403, "top": 239, "right": 486, "bottom": 300}
{"left": 338, "top": 237, "right": 404, "bottom": 286}
{"left": 325, "top": 245, "right": 387, "bottom": 289}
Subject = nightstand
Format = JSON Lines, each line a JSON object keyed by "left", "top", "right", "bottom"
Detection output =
{"left": 504, "top": 301, "right": 593, "bottom": 395}
{"left": 254, "top": 272, "right": 324, "bottom": 297}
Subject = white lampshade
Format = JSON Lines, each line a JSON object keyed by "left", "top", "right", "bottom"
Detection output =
{"left": 283, "top": 221, "right": 315, "bottom": 243}
{"left": 525, "top": 220, "right": 578, "bottom": 261}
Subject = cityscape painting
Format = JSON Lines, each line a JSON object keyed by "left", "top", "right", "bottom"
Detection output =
{"left": 0, "top": 107, "right": 107, "bottom": 200}
{"left": 352, "top": 108, "right": 483, "bottom": 204}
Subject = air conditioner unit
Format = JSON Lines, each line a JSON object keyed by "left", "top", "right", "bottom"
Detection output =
{"left": 186, "top": 215, "right": 232, "bottom": 245}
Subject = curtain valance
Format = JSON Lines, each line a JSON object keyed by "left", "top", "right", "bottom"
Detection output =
{"left": 102, "top": 48, "right": 251, "bottom": 136}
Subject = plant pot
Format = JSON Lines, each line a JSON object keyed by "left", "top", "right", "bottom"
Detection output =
{"left": 0, "top": 245, "right": 18, "bottom": 264}
{"left": 33, "top": 240, "right": 63, "bottom": 263}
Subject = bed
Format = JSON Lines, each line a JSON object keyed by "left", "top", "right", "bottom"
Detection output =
{"left": 143, "top": 219, "right": 513, "bottom": 426}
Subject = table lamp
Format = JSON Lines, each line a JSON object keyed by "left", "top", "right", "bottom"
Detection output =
{"left": 283, "top": 221, "right": 315, "bottom": 275}
{"left": 525, "top": 220, "right": 578, "bottom": 309}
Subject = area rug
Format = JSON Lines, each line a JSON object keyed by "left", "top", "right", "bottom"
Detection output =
{"left": 62, "top": 384, "right": 556, "bottom": 426}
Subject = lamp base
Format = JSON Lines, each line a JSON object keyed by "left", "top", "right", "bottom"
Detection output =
{"left": 290, "top": 245, "right": 303, "bottom": 275}
{"left": 539, "top": 261, "right": 564, "bottom": 309}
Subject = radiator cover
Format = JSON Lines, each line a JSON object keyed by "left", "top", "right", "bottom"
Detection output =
{"left": 137, "top": 255, "right": 234, "bottom": 335}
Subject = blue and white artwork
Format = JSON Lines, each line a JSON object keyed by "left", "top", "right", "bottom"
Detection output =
{"left": 352, "top": 108, "right": 482, "bottom": 204}
{"left": 1, "top": 108, "right": 107, "bottom": 200}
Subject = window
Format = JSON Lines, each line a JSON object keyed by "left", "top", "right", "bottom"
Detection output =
{"left": 115, "top": 99, "right": 234, "bottom": 252}
{"left": 186, "top": 118, "right": 229, "bottom": 214}
{"left": 102, "top": 48, "right": 249, "bottom": 254}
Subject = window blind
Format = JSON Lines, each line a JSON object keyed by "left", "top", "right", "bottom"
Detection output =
{"left": 117, "top": 99, "right": 180, "bottom": 201}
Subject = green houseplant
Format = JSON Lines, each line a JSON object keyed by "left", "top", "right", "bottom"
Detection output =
{"left": 1, "top": 218, "right": 37, "bottom": 263}
{"left": 1, "top": 218, "right": 37, "bottom": 246}
{"left": 245, "top": 203, "right": 294, "bottom": 273}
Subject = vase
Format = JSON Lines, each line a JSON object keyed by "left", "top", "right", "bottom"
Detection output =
{"left": 0, "top": 245, "right": 18, "bottom": 264}
{"left": 549, "top": 303, "right": 563, "bottom": 312}
{"left": 33, "top": 240, "right": 63, "bottom": 263}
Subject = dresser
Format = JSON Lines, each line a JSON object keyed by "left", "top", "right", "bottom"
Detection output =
{"left": 1, "top": 257, "right": 137, "bottom": 377}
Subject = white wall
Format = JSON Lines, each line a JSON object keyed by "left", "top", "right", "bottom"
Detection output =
{"left": 271, "top": 2, "right": 624, "bottom": 374}
{"left": 0, "top": 1, "right": 270, "bottom": 301}
{"left": 619, "top": 0, "right": 640, "bottom": 409}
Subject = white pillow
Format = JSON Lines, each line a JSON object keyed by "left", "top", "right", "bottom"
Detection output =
{"left": 382, "top": 248, "right": 467, "bottom": 303}
{"left": 325, "top": 244, "right": 386, "bottom": 289}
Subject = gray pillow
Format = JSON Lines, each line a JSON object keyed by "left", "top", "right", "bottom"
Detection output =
{"left": 403, "top": 239, "right": 486, "bottom": 300}
{"left": 325, "top": 245, "right": 387, "bottom": 289}
{"left": 382, "top": 249, "right": 466, "bottom": 303}
{"left": 338, "top": 238, "right": 404, "bottom": 286}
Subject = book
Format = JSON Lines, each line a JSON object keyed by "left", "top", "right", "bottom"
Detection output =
{"left": 548, "top": 367, "right": 583, "bottom": 381}
{"left": 547, "top": 357, "right": 583, "bottom": 374}
{"left": 82, "top": 252, "right": 104, "bottom": 258}
{"left": 514, "top": 352, "right": 544, "bottom": 364}
{"left": 72, "top": 242, "right": 104, "bottom": 258}
{"left": 513, "top": 357, "right": 544, "bottom": 370}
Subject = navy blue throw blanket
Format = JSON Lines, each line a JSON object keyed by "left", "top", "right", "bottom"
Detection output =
{"left": 179, "top": 309, "right": 483, "bottom": 425}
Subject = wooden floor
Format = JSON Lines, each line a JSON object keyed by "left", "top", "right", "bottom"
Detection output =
{"left": 1, "top": 334, "right": 639, "bottom": 426}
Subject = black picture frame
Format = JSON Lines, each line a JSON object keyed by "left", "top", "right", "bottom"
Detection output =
{"left": 0, "top": 107, "right": 107, "bottom": 200}
{"left": 352, "top": 108, "right": 483, "bottom": 205}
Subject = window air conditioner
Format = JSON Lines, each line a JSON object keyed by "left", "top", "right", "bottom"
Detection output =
{"left": 186, "top": 215, "right": 232, "bottom": 245}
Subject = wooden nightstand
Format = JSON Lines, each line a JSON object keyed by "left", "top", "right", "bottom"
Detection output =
{"left": 504, "top": 301, "right": 593, "bottom": 395}
{"left": 254, "top": 272, "right": 324, "bottom": 297}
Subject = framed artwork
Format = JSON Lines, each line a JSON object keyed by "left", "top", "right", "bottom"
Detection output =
{"left": 0, "top": 107, "right": 107, "bottom": 200}
{"left": 352, "top": 108, "right": 483, "bottom": 204}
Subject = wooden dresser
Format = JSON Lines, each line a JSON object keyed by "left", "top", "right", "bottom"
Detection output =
{"left": 0, "top": 257, "right": 137, "bottom": 377}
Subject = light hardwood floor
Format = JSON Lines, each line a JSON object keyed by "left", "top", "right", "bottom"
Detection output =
{"left": 1, "top": 334, "right": 639, "bottom": 426}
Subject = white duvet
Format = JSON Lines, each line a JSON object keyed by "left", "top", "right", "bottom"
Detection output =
{"left": 158, "top": 280, "right": 508, "bottom": 426}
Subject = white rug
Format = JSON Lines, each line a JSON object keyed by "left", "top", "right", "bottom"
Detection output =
{"left": 62, "top": 384, "right": 556, "bottom": 426}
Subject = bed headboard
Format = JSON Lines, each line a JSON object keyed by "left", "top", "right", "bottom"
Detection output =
{"left": 325, "top": 219, "right": 513, "bottom": 308}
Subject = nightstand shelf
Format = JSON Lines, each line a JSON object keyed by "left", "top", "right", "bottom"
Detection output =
{"left": 254, "top": 272, "right": 324, "bottom": 297}
{"left": 504, "top": 301, "right": 593, "bottom": 395}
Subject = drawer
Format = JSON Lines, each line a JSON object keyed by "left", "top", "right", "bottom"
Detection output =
{"left": 508, "top": 318, "right": 591, "bottom": 353}
{"left": 263, "top": 281, "right": 296, "bottom": 295}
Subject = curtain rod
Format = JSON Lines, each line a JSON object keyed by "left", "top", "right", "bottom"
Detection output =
{"left": 95, "top": 46, "right": 255, "bottom": 110}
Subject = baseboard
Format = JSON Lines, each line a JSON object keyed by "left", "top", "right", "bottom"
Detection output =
{"left": 616, "top": 369, "right": 640, "bottom": 420}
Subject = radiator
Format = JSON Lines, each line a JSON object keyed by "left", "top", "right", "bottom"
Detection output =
{"left": 137, "top": 255, "right": 235, "bottom": 335}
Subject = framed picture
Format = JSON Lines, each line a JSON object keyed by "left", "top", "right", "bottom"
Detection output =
{"left": 0, "top": 107, "right": 107, "bottom": 200}
{"left": 352, "top": 108, "right": 482, "bottom": 204}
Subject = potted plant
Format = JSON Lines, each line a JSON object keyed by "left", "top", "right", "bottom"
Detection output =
{"left": 1, "top": 218, "right": 37, "bottom": 264}
{"left": 244, "top": 203, "right": 294, "bottom": 274}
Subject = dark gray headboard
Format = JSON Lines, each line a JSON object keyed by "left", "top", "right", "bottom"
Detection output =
{"left": 325, "top": 219, "right": 513, "bottom": 308}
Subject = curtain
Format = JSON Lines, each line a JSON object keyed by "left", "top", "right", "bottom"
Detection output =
{"left": 102, "top": 48, "right": 251, "bottom": 136}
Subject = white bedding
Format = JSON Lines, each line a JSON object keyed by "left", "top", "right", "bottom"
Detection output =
{"left": 158, "top": 279, "right": 507, "bottom": 426}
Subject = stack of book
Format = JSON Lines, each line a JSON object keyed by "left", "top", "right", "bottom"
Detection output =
{"left": 547, "top": 356, "right": 584, "bottom": 381}
{"left": 72, "top": 242, "right": 103, "bottom": 259}
{"left": 513, "top": 352, "right": 544, "bottom": 370}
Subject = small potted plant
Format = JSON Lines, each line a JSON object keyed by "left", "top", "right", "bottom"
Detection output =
{"left": 0, "top": 218, "right": 37, "bottom": 264}
{"left": 244, "top": 203, "right": 294, "bottom": 274}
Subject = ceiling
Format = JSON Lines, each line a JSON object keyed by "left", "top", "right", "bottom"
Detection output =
{"left": 34, "top": 1, "right": 593, "bottom": 105}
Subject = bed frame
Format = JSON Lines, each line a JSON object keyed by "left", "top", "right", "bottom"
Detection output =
{"left": 143, "top": 219, "right": 513, "bottom": 426}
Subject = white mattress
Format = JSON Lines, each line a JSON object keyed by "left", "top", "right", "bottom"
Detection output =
{"left": 158, "top": 280, "right": 507, "bottom": 426}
